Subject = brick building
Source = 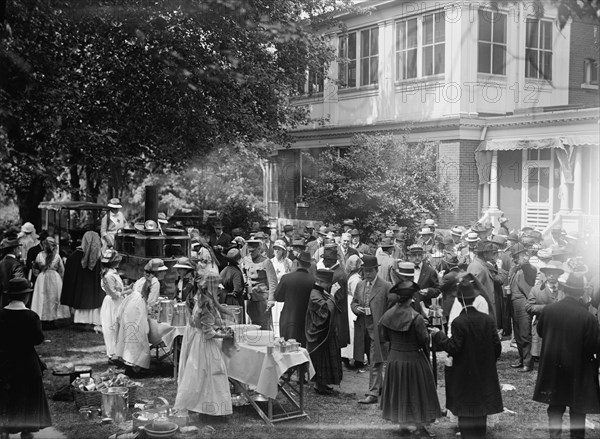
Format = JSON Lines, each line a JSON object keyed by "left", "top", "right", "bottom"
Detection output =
{"left": 264, "top": 0, "right": 599, "bottom": 240}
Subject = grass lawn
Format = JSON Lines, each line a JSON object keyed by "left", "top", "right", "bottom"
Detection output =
{"left": 37, "top": 327, "right": 600, "bottom": 439}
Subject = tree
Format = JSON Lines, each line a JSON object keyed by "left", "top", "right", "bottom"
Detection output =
{"left": 0, "top": 0, "right": 352, "bottom": 227}
{"left": 303, "top": 133, "right": 453, "bottom": 240}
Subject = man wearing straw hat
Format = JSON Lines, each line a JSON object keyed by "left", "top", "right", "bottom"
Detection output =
{"left": 416, "top": 227, "right": 435, "bottom": 254}
{"left": 533, "top": 271, "right": 600, "bottom": 439}
{"left": 458, "top": 232, "right": 480, "bottom": 269}
{"left": 100, "top": 197, "right": 127, "bottom": 240}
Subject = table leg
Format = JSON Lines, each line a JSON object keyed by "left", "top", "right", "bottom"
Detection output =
{"left": 173, "top": 336, "right": 181, "bottom": 381}
{"left": 229, "top": 378, "right": 274, "bottom": 428}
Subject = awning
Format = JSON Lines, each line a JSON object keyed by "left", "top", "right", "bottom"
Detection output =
{"left": 475, "top": 135, "right": 599, "bottom": 184}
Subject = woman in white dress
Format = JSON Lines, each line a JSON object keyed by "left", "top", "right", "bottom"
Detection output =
{"left": 114, "top": 259, "right": 167, "bottom": 376}
{"left": 100, "top": 249, "right": 125, "bottom": 362}
{"left": 174, "top": 274, "right": 235, "bottom": 416}
{"left": 342, "top": 255, "right": 362, "bottom": 366}
{"left": 31, "top": 237, "right": 70, "bottom": 327}
{"left": 270, "top": 240, "right": 291, "bottom": 336}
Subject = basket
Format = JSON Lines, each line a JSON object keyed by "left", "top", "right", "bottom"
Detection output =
{"left": 73, "top": 385, "right": 139, "bottom": 409}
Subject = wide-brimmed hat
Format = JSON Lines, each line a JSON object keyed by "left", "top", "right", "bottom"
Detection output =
{"left": 212, "top": 221, "right": 224, "bottom": 229}
{"left": 144, "top": 258, "right": 168, "bottom": 272}
{"left": 297, "top": 251, "right": 312, "bottom": 266}
{"left": 349, "top": 229, "right": 360, "bottom": 236}
{"left": 418, "top": 227, "right": 433, "bottom": 235}
{"left": 521, "top": 226, "right": 533, "bottom": 233}
{"left": 526, "top": 230, "right": 543, "bottom": 241}
{"left": 173, "top": 257, "right": 196, "bottom": 270}
{"left": 456, "top": 273, "right": 479, "bottom": 299}
{"left": 397, "top": 261, "right": 415, "bottom": 278}
{"left": 317, "top": 226, "right": 328, "bottom": 236}
{"left": 250, "top": 222, "right": 261, "bottom": 233}
{"left": 490, "top": 235, "right": 507, "bottom": 246}
{"left": 471, "top": 222, "right": 489, "bottom": 233}
{"left": 498, "top": 217, "right": 509, "bottom": 224}
{"left": 246, "top": 238, "right": 262, "bottom": 246}
{"left": 475, "top": 240, "right": 496, "bottom": 254}
{"left": 273, "top": 239, "right": 287, "bottom": 251}
{"left": 450, "top": 226, "right": 463, "bottom": 236}
{"left": 5, "top": 278, "right": 33, "bottom": 295}
{"left": 323, "top": 244, "right": 338, "bottom": 261}
{"left": 424, "top": 219, "right": 437, "bottom": 228}
{"left": 440, "top": 271, "right": 460, "bottom": 294}
{"left": 560, "top": 273, "right": 585, "bottom": 296}
{"left": 361, "top": 255, "right": 379, "bottom": 269}
{"left": 390, "top": 280, "right": 420, "bottom": 299}
{"left": 407, "top": 244, "right": 424, "bottom": 254}
{"left": 0, "top": 231, "right": 21, "bottom": 250}
{"left": 20, "top": 222, "right": 36, "bottom": 235}
{"left": 283, "top": 224, "right": 294, "bottom": 233}
{"left": 253, "top": 231, "right": 268, "bottom": 240}
{"left": 507, "top": 233, "right": 519, "bottom": 242}
{"left": 510, "top": 243, "right": 528, "bottom": 256}
{"left": 107, "top": 198, "right": 122, "bottom": 209}
{"left": 225, "top": 248, "right": 242, "bottom": 262}
{"left": 231, "top": 227, "right": 243, "bottom": 237}
{"left": 101, "top": 249, "right": 122, "bottom": 266}
{"left": 540, "top": 260, "right": 565, "bottom": 274}
{"left": 465, "top": 232, "right": 480, "bottom": 243}
{"left": 291, "top": 238, "right": 306, "bottom": 248}
{"left": 380, "top": 237, "right": 395, "bottom": 248}
{"left": 315, "top": 269, "right": 334, "bottom": 284}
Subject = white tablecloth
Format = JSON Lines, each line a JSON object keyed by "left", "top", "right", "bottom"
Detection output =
{"left": 224, "top": 343, "right": 315, "bottom": 399}
{"left": 157, "top": 322, "right": 186, "bottom": 351}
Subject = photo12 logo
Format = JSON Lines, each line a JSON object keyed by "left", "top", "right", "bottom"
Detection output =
{"left": 399, "top": 81, "right": 541, "bottom": 104}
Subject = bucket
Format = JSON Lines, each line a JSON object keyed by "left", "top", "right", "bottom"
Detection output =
{"left": 222, "top": 305, "right": 243, "bottom": 324}
{"left": 101, "top": 387, "right": 129, "bottom": 423}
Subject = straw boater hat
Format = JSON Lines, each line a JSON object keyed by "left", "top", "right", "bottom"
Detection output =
{"left": 144, "top": 258, "right": 168, "bottom": 272}
{"left": 380, "top": 237, "right": 395, "bottom": 248}
{"left": 407, "top": 244, "right": 424, "bottom": 254}
{"left": 450, "top": 226, "right": 463, "bottom": 237}
{"left": 101, "top": 249, "right": 122, "bottom": 266}
{"left": 424, "top": 219, "right": 437, "bottom": 228}
{"left": 317, "top": 226, "right": 329, "bottom": 236}
{"left": 343, "top": 219, "right": 355, "bottom": 227}
{"left": 385, "top": 230, "right": 394, "bottom": 238}
{"left": 273, "top": 239, "right": 287, "bottom": 251}
{"left": 173, "top": 257, "right": 196, "bottom": 270}
{"left": 283, "top": 224, "right": 294, "bottom": 233}
{"left": 397, "top": 261, "right": 415, "bottom": 279}
{"left": 107, "top": 198, "right": 122, "bottom": 209}
{"left": 465, "top": 232, "right": 480, "bottom": 243}
{"left": 418, "top": 227, "right": 433, "bottom": 235}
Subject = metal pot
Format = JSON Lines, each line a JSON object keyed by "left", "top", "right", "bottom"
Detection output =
{"left": 158, "top": 299, "right": 176, "bottom": 324}
{"left": 101, "top": 387, "right": 129, "bottom": 424}
{"left": 172, "top": 303, "right": 188, "bottom": 327}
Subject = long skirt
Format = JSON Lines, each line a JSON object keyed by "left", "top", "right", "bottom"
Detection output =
{"left": 380, "top": 349, "right": 441, "bottom": 424}
{"left": 74, "top": 308, "right": 101, "bottom": 325}
{"left": 114, "top": 293, "right": 150, "bottom": 369}
{"left": 340, "top": 295, "right": 355, "bottom": 359}
{"left": 100, "top": 295, "right": 123, "bottom": 358}
{"left": 173, "top": 325, "right": 232, "bottom": 416}
{"left": 0, "top": 374, "right": 52, "bottom": 434}
{"left": 310, "top": 333, "right": 342, "bottom": 386}
{"left": 31, "top": 270, "right": 71, "bottom": 322}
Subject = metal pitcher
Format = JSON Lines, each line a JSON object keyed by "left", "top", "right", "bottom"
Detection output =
{"left": 222, "top": 305, "right": 243, "bottom": 324}
{"left": 101, "top": 387, "right": 129, "bottom": 423}
{"left": 158, "top": 299, "right": 175, "bottom": 324}
{"left": 172, "top": 302, "right": 188, "bottom": 327}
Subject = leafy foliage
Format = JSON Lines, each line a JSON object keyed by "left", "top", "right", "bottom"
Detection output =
{"left": 303, "top": 133, "right": 453, "bottom": 240}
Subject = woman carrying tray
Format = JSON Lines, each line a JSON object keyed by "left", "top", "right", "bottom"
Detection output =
{"left": 174, "top": 272, "right": 235, "bottom": 416}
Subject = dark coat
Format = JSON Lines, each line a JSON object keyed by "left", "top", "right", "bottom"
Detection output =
{"left": 0, "top": 255, "right": 25, "bottom": 307}
{"left": 433, "top": 307, "right": 503, "bottom": 417}
{"left": 414, "top": 262, "right": 441, "bottom": 309}
{"left": 305, "top": 285, "right": 337, "bottom": 353}
{"left": 60, "top": 249, "right": 103, "bottom": 309}
{"left": 351, "top": 276, "right": 392, "bottom": 364}
{"left": 209, "top": 232, "right": 233, "bottom": 269}
{"left": 219, "top": 264, "right": 245, "bottom": 306}
{"left": 26, "top": 243, "right": 44, "bottom": 284}
{"left": 533, "top": 296, "right": 600, "bottom": 413}
{"left": 329, "top": 263, "right": 350, "bottom": 348}
{"left": 275, "top": 268, "right": 314, "bottom": 346}
{"left": 0, "top": 307, "right": 52, "bottom": 432}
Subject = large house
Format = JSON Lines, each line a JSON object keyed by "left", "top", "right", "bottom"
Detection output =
{"left": 264, "top": 0, "right": 599, "bottom": 241}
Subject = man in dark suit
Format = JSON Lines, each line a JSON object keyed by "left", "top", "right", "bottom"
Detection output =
{"left": 307, "top": 226, "right": 327, "bottom": 261}
{"left": 533, "top": 273, "right": 600, "bottom": 439}
{"left": 407, "top": 244, "right": 441, "bottom": 313}
{"left": 322, "top": 244, "right": 350, "bottom": 359}
{"left": 432, "top": 274, "right": 503, "bottom": 439}
{"left": 209, "top": 221, "right": 232, "bottom": 270}
{"left": 275, "top": 251, "right": 315, "bottom": 347}
{"left": 0, "top": 232, "right": 25, "bottom": 307}
{"left": 338, "top": 232, "right": 359, "bottom": 268}
{"left": 351, "top": 255, "right": 392, "bottom": 404}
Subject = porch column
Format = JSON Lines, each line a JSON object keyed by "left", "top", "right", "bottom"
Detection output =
{"left": 489, "top": 150, "right": 499, "bottom": 209}
{"left": 572, "top": 148, "right": 584, "bottom": 214}
{"left": 559, "top": 164, "right": 570, "bottom": 213}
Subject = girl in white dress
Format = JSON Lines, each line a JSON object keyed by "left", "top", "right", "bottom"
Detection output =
{"left": 270, "top": 240, "right": 291, "bottom": 336}
{"left": 100, "top": 249, "right": 125, "bottom": 361}
{"left": 342, "top": 255, "right": 362, "bottom": 363}
{"left": 31, "top": 237, "right": 71, "bottom": 326}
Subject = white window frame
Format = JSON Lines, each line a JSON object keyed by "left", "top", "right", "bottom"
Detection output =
{"left": 477, "top": 8, "right": 507, "bottom": 75}
{"left": 359, "top": 27, "right": 379, "bottom": 86}
{"left": 395, "top": 10, "right": 445, "bottom": 82}
{"left": 525, "top": 18, "right": 553, "bottom": 80}
{"left": 582, "top": 58, "right": 599, "bottom": 89}
{"left": 338, "top": 32, "right": 357, "bottom": 89}
{"left": 339, "top": 27, "right": 379, "bottom": 89}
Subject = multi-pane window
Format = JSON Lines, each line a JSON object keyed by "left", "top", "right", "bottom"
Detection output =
{"left": 478, "top": 9, "right": 507, "bottom": 75}
{"left": 338, "top": 33, "right": 357, "bottom": 88}
{"left": 396, "top": 18, "right": 418, "bottom": 80}
{"left": 584, "top": 58, "right": 599, "bottom": 85}
{"left": 360, "top": 27, "right": 379, "bottom": 86}
{"left": 526, "top": 19, "right": 553, "bottom": 80}
{"left": 308, "top": 70, "right": 325, "bottom": 93}
{"left": 422, "top": 11, "right": 445, "bottom": 76}
{"left": 395, "top": 10, "right": 445, "bottom": 81}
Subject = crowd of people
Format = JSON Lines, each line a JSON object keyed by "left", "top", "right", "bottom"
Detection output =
{"left": 1, "top": 206, "right": 600, "bottom": 439}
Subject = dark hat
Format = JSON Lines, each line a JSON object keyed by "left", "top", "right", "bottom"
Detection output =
{"left": 213, "top": 221, "right": 223, "bottom": 229}
{"left": 315, "top": 269, "right": 334, "bottom": 284}
{"left": 283, "top": 224, "right": 294, "bottom": 233}
{"left": 407, "top": 244, "right": 424, "bottom": 254}
{"left": 442, "top": 235, "right": 455, "bottom": 246}
{"left": 507, "top": 233, "right": 519, "bottom": 242}
{"left": 510, "top": 243, "right": 528, "bottom": 256}
{"left": 250, "top": 222, "right": 261, "bottom": 233}
{"left": 349, "top": 229, "right": 360, "bottom": 236}
{"left": 560, "top": 273, "right": 585, "bottom": 296}
{"left": 380, "top": 237, "right": 395, "bottom": 248}
{"left": 440, "top": 271, "right": 460, "bottom": 295}
{"left": 225, "top": 248, "right": 242, "bottom": 262}
{"left": 361, "top": 255, "right": 379, "bottom": 269}
{"left": 471, "top": 222, "right": 489, "bottom": 233}
{"left": 323, "top": 245, "right": 338, "bottom": 261}
{"left": 397, "top": 261, "right": 415, "bottom": 278}
{"left": 456, "top": 273, "right": 479, "bottom": 299}
{"left": 5, "top": 278, "right": 33, "bottom": 295}
{"left": 291, "top": 238, "right": 306, "bottom": 248}
{"left": 297, "top": 251, "right": 312, "bottom": 266}
{"left": 526, "top": 230, "right": 543, "bottom": 241}
{"left": 540, "top": 260, "right": 565, "bottom": 274}
{"left": 475, "top": 240, "right": 496, "bottom": 254}
{"left": 389, "top": 280, "right": 420, "bottom": 299}
{"left": 490, "top": 235, "right": 507, "bottom": 246}
{"left": 0, "top": 235, "right": 21, "bottom": 250}
{"left": 253, "top": 231, "right": 268, "bottom": 240}
{"left": 231, "top": 227, "right": 243, "bottom": 236}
